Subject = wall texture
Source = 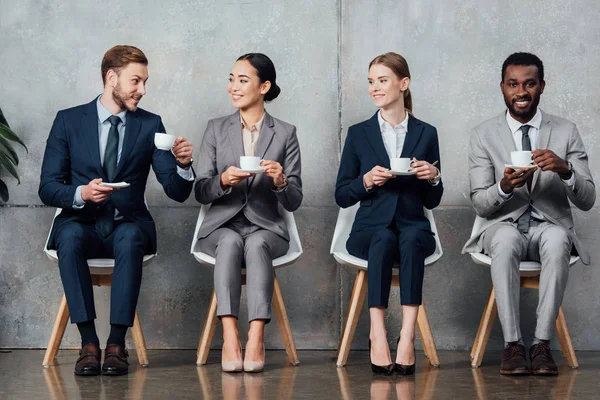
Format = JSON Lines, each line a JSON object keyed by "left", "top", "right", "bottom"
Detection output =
{"left": 1, "top": 0, "right": 599, "bottom": 352}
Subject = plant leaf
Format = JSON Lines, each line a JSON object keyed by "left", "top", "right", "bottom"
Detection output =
{"left": 0, "top": 178, "right": 8, "bottom": 202}
{"left": 0, "top": 123, "right": 27, "bottom": 152}
{"left": 0, "top": 151, "right": 20, "bottom": 183}
{"left": 0, "top": 136, "right": 19, "bottom": 165}
{"left": 0, "top": 108, "right": 8, "bottom": 128}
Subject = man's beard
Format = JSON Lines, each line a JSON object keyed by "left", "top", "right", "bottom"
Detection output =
{"left": 113, "top": 82, "right": 141, "bottom": 112}
{"left": 504, "top": 94, "right": 539, "bottom": 121}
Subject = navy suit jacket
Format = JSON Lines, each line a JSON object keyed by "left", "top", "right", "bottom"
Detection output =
{"left": 39, "top": 98, "right": 193, "bottom": 253}
{"left": 335, "top": 112, "right": 443, "bottom": 234}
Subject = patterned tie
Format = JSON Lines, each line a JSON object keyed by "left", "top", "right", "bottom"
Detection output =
{"left": 517, "top": 124, "right": 532, "bottom": 233}
{"left": 96, "top": 115, "right": 121, "bottom": 237}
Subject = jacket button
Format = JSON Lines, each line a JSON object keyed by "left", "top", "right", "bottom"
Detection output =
{"left": 508, "top": 218, "right": 513, "bottom": 222}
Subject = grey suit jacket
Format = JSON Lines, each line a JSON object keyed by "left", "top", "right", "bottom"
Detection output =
{"left": 462, "top": 110, "right": 596, "bottom": 265}
{"left": 193, "top": 111, "right": 302, "bottom": 246}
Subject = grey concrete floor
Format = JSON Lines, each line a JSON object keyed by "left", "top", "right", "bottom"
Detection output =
{"left": 0, "top": 350, "right": 598, "bottom": 399}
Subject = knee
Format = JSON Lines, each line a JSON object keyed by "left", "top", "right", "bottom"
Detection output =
{"left": 370, "top": 229, "right": 396, "bottom": 250}
{"left": 55, "top": 222, "right": 86, "bottom": 251}
{"left": 244, "top": 234, "right": 270, "bottom": 256}
{"left": 489, "top": 226, "right": 524, "bottom": 258}
{"left": 217, "top": 232, "right": 243, "bottom": 252}
{"left": 114, "top": 225, "right": 145, "bottom": 248}
{"left": 540, "top": 226, "right": 572, "bottom": 256}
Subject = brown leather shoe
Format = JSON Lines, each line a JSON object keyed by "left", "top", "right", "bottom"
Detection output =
{"left": 500, "top": 343, "right": 530, "bottom": 375}
{"left": 102, "top": 344, "right": 129, "bottom": 376}
{"left": 530, "top": 343, "right": 559, "bottom": 376}
{"left": 74, "top": 343, "right": 101, "bottom": 376}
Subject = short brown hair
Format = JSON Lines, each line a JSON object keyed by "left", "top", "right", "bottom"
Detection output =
{"left": 369, "top": 52, "right": 413, "bottom": 114}
{"left": 101, "top": 45, "right": 148, "bottom": 85}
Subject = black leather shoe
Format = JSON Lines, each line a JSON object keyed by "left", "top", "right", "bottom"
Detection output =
{"left": 369, "top": 340, "right": 393, "bottom": 376}
{"left": 74, "top": 343, "right": 101, "bottom": 376}
{"left": 530, "top": 343, "right": 559, "bottom": 376}
{"left": 394, "top": 337, "right": 416, "bottom": 376}
{"left": 102, "top": 344, "right": 129, "bottom": 376}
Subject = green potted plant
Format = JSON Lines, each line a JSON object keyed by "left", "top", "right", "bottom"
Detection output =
{"left": 0, "top": 108, "right": 28, "bottom": 203}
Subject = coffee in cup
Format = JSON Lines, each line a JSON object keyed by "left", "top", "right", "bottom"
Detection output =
{"left": 510, "top": 151, "right": 533, "bottom": 167}
{"left": 390, "top": 157, "right": 414, "bottom": 172}
{"left": 154, "top": 133, "right": 176, "bottom": 151}
{"left": 240, "top": 156, "right": 262, "bottom": 170}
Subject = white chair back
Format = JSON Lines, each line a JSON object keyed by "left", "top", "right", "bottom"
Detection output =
{"left": 330, "top": 203, "right": 443, "bottom": 270}
{"left": 44, "top": 208, "right": 155, "bottom": 275}
{"left": 190, "top": 203, "right": 303, "bottom": 269}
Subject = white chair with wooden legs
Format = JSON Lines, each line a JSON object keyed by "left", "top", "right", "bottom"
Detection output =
{"left": 468, "top": 218, "right": 579, "bottom": 369}
{"left": 42, "top": 208, "right": 153, "bottom": 368}
{"left": 330, "top": 203, "right": 444, "bottom": 368}
{"left": 191, "top": 203, "right": 303, "bottom": 367}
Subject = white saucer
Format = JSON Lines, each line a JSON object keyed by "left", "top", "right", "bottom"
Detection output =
{"left": 237, "top": 168, "right": 265, "bottom": 174}
{"left": 505, "top": 164, "right": 536, "bottom": 170}
{"left": 387, "top": 169, "right": 416, "bottom": 176}
{"left": 99, "top": 182, "right": 130, "bottom": 188}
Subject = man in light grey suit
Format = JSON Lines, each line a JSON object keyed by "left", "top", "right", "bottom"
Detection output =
{"left": 463, "top": 53, "right": 595, "bottom": 376}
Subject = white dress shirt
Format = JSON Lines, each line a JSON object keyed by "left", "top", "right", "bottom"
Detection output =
{"left": 497, "top": 109, "right": 575, "bottom": 220}
{"left": 378, "top": 110, "right": 408, "bottom": 158}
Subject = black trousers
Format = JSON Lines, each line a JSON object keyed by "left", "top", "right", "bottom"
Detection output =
{"left": 347, "top": 226, "right": 435, "bottom": 308}
{"left": 54, "top": 220, "right": 148, "bottom": 326}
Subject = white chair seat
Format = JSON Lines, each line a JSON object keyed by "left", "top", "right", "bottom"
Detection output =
{"left": 330, "top": 203, "right": 443, "bottom": 271}
{"left": 190, "top": 203, "right": 303, "bottom": 269}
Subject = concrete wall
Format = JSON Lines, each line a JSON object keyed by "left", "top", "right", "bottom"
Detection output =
{"left": 1, "top": 0, "right": 599, "bottom": 351}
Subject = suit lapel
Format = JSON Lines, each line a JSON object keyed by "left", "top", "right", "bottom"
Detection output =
{"left": 248, "top": 112, "right": 276, "bottom": 189}
{"left": 400, "top": 116, "right": 423, "bottom": 158}
{"left": 497, "top": 113, "right": 517, "bottom": 156}
{"left": 227, "top": 111, "right": 245, "bottom": 166}
{"left": 364, "top": 113, "right": 389, "bottom": 167}
{"left": 114, "top": 110, "right": 141, "bottom": 179}
{"left": 82, "top": 100, "right": 107, "bottom": 180}
{"left": 531, "top": 112, "right": 552, "bottom": 193}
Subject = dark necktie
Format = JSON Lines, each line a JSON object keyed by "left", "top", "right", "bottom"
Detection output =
{"left": 96, "top": 115, "right": 121, "bottom": 237}
{"left": 517, "top": 124, "right": 532, "bottom": 233}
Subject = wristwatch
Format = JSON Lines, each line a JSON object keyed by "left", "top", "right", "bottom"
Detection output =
{"left": 176, "top": 157, "right": 193, "bottom": 170}
{"left": 559, "top": 161, "right": 573, "bottom": 180}
{"left": 428, "top": 168, "right": 441, "bottom": 185}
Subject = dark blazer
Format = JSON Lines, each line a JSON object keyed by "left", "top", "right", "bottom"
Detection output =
{"left": 39, "top": 98, "right": 193, "bottom": 253}
{"left": 335, "top": 112, "right": 443, "bottom": 234}
{"left": 193, "top": 111, "right": 302, "bottom": 244}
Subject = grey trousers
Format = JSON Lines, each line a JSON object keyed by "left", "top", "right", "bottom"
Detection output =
{"left": 197, "top": 215, "right": 289, "bottom": 322}
{"left": 482, "top": 220, "right": 572, "bottom": 342}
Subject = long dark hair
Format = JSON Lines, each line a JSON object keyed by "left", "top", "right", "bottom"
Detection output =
{"left": 237, "top": 53, "right": 281, "bottom": 102}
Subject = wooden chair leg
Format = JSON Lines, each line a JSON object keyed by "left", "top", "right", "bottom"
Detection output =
{"left": 43, "top": 295, "right": 70, "bottom": 367}
{"left": 272, "top": 274, "right": 300, "bottom": 366}
{"left": 471, "top": 286, "right": 497, "bottom": 368}
{"left": 130, "top": 309, "right": 149, "bottom": 367}
{"left": 416, "top": 303, "right": 440, "bottom": 367}
{"left": 336, "top": 269, "right": 368, "bottom": 367}
{"left": 555, "top": 306, "right": 579, "bottom": 369}
{"left": 197, "top": 291, "right": 218, "bottom": 366}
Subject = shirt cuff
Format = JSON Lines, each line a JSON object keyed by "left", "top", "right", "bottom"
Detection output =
{"left": 497, "top": 182, "right": 512, "bottom": 200}
{"left": 561, "top": 170, "right": 576, "bottom": 187}
{"left": 73, "top": 186, "right": 85, "bottom": 209}
{"left": 177, "top": 166, "right": 195, "bottom": 181}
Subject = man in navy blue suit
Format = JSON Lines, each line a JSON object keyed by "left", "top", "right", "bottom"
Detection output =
{"left": 39, "top": 45, "right": 194, "bottom": 376}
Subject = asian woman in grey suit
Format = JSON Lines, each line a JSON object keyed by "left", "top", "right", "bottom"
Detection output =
{"left": 194, "top": 54, "right": 302, "bottom": 373}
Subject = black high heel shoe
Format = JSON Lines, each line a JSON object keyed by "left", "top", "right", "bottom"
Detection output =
{"left": 369, "top": 339, "right": 393, "bottom": 376}
{"left": 394, "top": 337, "right": 416, "bottom": 375}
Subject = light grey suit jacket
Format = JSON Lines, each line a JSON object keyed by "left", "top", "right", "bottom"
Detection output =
{"left": 462, "top": 110, "right": 596, "bottom": 265}
{"left": 193, "top": 111, "right": 302, "bottom": 246}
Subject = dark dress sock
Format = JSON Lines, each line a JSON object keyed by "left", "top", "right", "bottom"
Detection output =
{"left": 107, "top": 324, "right": 128, "bottom": 348}
{"left": 77, "top": 320, "right": 99, "bottom": 347}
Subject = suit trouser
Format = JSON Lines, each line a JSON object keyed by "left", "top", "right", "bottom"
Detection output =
{"left": 54, "top": 220, "right": 148, "bottom": 326}
{"left": 197, "top": 216, "right": 289, "bottom": 322}
{"left": 482, "top": 221, "right": 572, "bottom": 342}
{"left": 347, "top": 227, "right": 436, "bottom": 308}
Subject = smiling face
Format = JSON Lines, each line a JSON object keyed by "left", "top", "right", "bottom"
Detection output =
{"left": 227, "top": 59, "right": 270, "bottom": 110}
{"left": 501, "top": 64, "right": 545, "bottom": 123}
{"left": 368, "top": 63, "right": 409, "bottom": 110}
{"left": 109, "top": 63, "right": 148, "bottom": 112}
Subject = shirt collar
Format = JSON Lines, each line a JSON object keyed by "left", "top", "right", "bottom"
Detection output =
{"left": 96, "top": 95, "right": 127, "bottom": 126}
{"left": 378, "top": 110, "right": 409, "bottom": 131}
{"left": 241, "top": 114, "right": 265, "bottom": 133}
{"left": 506, "top": 108, "right": 541, "bottom": 134}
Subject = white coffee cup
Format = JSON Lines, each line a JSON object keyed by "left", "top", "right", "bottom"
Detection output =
{"left": 390, "top": 157, "right": 414, "bottom": 172}
{"left": 154, "top": 133, "right": 176, "bottom": 151}
{"left": 240, "top": 156, "right": 262, "bottom": 170}
{"left": 510, "top": 151, "right": 534, "bottom": 167}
